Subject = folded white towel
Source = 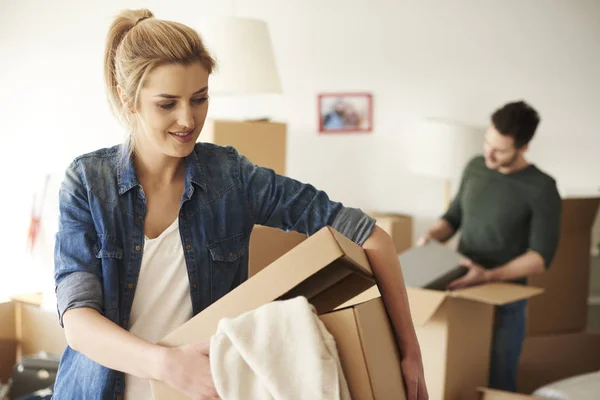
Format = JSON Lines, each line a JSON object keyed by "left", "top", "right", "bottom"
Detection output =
{"left": 210, "top": 296, "right": 351, "bottom": 400}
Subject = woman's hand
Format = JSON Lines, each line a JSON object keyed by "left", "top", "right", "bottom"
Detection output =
{"left": 157, "top": 341, "right": 220, "bottom": 400}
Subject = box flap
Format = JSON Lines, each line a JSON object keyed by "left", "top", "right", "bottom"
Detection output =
{"left": 476, "top": 387, "right": 542, "bottom": 399}
{"left": 151, "top": 226, "right": 375, "bottom": 399}
{"left": 335, "top": 286, "right": 447, "bottom": 326}
{"left": 453, "top": 283, "right": 543, "bottom": 305}
{"left": 407, "top": 288, "right": 448, "bottom": 326}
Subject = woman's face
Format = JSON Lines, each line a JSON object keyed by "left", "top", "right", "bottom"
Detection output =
{"left": 132, "top": 62, "right": 209, "bottom": 159}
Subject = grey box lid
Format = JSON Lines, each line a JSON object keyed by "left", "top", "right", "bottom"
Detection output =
{"left": 399, "top": 241, "right": 467, "bottom": 291}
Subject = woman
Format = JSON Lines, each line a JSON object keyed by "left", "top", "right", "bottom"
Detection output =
{"left": 52, "top": 8, "right": 428, "bottom": 400}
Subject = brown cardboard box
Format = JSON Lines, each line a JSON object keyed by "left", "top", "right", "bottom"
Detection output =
{"left": 517, "top": 331, "right": 600, "bottom": 394}
{"left": 320, "top": 296, "right": 406, "bottom": 400}
{"left": 150, "top": 226, "right": 379, "bottom": 399}
{"left": 343, "top": 283, "right": 543, "bottom": 400}
{"left": 201, "top": 119, "right": 287, "bottom": 175}
{"left": 0, "top": 301, "right": 17, "bottom": 383}
{"left": 0, "top": 296, "right": 66, "bottom": 383}
{"left": 526, "top": 197, "right": 600, "bottom": 336}
{"left": 368, "top": 212, "right": 413, "bottom": 254}
{"left": 476, "top": 388, "right": 542, "bottom": 400}
{"left": 248, "top": 225, "right": 306, "bottom": 277}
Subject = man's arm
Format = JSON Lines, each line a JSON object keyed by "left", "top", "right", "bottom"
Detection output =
{"left": 417, "top": 219, "right": 456, "bottom": 245}
{"left": 485, "top": 251, "right": 545, "bottom": 281}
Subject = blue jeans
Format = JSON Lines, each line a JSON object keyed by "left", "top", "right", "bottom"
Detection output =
{"left": 489, "top": 299, "right": 527, "bottom": 391}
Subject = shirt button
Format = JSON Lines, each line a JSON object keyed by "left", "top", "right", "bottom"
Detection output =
{"left": 179, "top": 211, "right": 184, "bottom": 217}
{"left": 229, "top": 252, "right": 233, "bottom": 257}
{"left": 192, "top": 283, "right": 197, "bottom": 289}
{"left": 135, "top": 245, "right": 141, "bottom": 251}
{"left": 185, "top": 244, "right": 191, "bottom": 250}
{"left": 122, "top": 319, "right": 128, "bottom": 326}
{"left": 117, "top": 396, "right": 122, "bottom": 400}
{"left": 128, "top": 284, "right": 134, "bottom": 289}
{"left": 137, "top": 215, "right": 143, "bottom": 221}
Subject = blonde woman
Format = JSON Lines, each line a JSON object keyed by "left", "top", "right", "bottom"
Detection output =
{"left": 52, "top": 9, "right": 428, "bottom": 400}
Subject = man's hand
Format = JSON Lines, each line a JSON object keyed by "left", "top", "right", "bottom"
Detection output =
{"left": 446, "top": 257, "right": 489, "bottom": 290}
{"left": 416, "top": 234, "right": 431, "bottom": 247}
{"left": 401, "top": 354, "right": 429, "bottom": 400}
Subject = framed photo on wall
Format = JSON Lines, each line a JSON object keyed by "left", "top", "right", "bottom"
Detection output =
{"left": 318, "top": 92, "right": 373, "bottom": 133}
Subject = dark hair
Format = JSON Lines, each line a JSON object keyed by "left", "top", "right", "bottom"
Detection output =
{"left": 491, "top": 101, "right": 540, "bottom": 148}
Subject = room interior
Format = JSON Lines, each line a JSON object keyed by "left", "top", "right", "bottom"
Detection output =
{"left": 1, "top": 1, "right": 599, "bottom": 399}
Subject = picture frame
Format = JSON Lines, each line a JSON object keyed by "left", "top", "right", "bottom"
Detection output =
{"left": 318, "top": 92, "right": 373, "bottom": 134}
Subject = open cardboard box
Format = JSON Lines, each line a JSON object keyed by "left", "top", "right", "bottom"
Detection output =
{"left": 150, "top": 226, "right": 386, "bottom": 399}
{"left": 343, "top": 283, "right": 543, "bottom": 400}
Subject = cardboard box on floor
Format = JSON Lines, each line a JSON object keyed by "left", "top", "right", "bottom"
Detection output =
{"left": 367, "top": 212, "right": 413, "bottom": 254}
{"left": 517, "top": 330, "right": 600, "bottom": 394}
{"left": 342, "top": 283, "right": 543, "bottom": 400}
{"left": 151, "top": 226, "right": 407, "bottom": 400}
{"left": 201, "top": 119, "right": 287, "bottom": 176}
{"left": 526, "top": 197, "right": 600, "bottom": 336}
{"left": 0, "top": 294, "right": 67, "bottom": 383}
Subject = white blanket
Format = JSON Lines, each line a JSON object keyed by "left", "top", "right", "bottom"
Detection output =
{"left": 210, "top": 296, "right": 351, "bottom": 400}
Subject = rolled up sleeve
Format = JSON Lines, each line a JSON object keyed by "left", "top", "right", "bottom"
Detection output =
{"left": 54, "top": 161, "right": 103, "bottom": 326}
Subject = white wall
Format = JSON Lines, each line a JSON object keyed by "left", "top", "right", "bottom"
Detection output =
{"left": 1, "top": 0, "right": 599, "bottom": 293}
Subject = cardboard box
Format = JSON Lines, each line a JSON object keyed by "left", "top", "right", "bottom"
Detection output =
{"left": 0, "top": 301, "right": 17, "bottom": 383}
{"left": 476, "top": 388, "right": 542, "bottom": 400}
{"left": 151, "top": 226, "right": 378, "bottom": 399}
{"left": 248, "top": 225, "right": 306, "bottom": 277}
{"left": 344, "top": 283, "right": 543, "bottom": 400}
{"left": 368, "top": 212, "right": 413, "bottom": 254}
{"left": 320, "top": 296, "right": 407, "bottom": 400}
{"left": 526, "top": 197, "right": 600, "bottom": 336}
{"left": 201, "top": 119, "right": 287, "bottom": 176}
{"left": 517, "top": 331, "right": 600, "bottom": 394}
{"left": 0, "top": 296, "right": 66, "bottom": 383}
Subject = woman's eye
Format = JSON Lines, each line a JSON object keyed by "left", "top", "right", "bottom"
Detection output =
{"left": 192, "top": 97, "right": 208, "bottom": 105}
{"left": 158, "top": 103, "right": 176, "bottom": 110}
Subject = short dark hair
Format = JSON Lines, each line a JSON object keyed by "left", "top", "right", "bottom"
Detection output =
{"left": 491, "top": 101, "right": 540, "bottom": 148}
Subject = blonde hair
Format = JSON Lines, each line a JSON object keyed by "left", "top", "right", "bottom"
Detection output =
{"left": 103, "top": 9, "right": 215, "bottom": 152}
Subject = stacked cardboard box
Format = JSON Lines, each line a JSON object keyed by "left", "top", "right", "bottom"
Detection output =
{"left": 516, "top": 197, "right": 600, "bottom": 393}
{"left": 200, "top": 119, "right": 287, "bottom": 176}
{"left": 151, "top": 226, "right": 407, "bottom": 399}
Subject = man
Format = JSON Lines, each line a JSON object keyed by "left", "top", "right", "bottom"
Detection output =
{"left": 417, "top": 100, "right": 562, "bottom": 391}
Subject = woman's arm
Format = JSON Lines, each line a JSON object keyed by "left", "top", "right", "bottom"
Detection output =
{"left": 362, "top": 226, "right": 428, "bottom": 400}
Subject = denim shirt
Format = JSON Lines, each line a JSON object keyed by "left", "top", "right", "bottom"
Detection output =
{"left": 52, "top": 142, "right": 375, "bottom": 399}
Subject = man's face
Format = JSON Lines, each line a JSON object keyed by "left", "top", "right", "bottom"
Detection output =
{"left": 483, "top": 124, "right": 526, "bottom": 170}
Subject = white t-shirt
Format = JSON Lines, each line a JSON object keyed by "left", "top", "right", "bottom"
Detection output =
{"left": 125, "top": 219, "right": 192, "bottom": 399}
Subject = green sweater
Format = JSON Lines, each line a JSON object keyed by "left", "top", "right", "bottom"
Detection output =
{"left": 443, "top": 156, "right": 561, "bottom": 284}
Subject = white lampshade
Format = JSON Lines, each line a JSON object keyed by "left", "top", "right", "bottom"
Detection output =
{"left": 406, "top": 118, "right": 484, "bottom": 180}
{"left": 198, "top": 17, "right": 282, "bottom": 95}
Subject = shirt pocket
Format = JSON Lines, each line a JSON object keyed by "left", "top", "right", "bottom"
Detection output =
{"left": 93, "top": 235, "right": 123, "bottom": 312}
{"left": 207, "top": 232, "right": 248, "bottom": 302}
